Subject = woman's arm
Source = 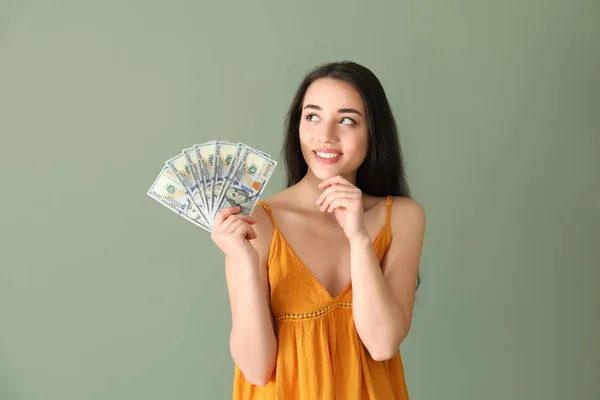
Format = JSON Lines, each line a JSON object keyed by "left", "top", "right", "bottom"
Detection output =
{"left": 350, "top": 199, "right": 426, "bottom": 361}
{"left": 225, "top": 255, "right": 277, "bottom": 385}
{"left": 218, "top": 207, "right": 277, "bottom": 386}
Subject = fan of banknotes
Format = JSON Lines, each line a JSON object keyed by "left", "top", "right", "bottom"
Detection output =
{"left": 147, "top": 140, "right": 277, "bottom": 232}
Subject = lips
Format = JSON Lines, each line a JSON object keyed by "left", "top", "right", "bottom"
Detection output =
{"left": 314, "top": 148, "right": 342, "bottom": 156}
{"left": 313, "top": 148, "right": 342, "bottom": 164}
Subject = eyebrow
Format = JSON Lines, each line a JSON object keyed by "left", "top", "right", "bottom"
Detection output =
{"left": 303, "top": 104, "right": 364, "bottom": 116}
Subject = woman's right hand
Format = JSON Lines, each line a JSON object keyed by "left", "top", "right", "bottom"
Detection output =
{"left": 211, "top": 206, "right": 259, "bottom": 265}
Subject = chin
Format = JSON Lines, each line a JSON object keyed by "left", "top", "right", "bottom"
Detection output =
{"left": 309, "top": 164, "right": 351, "bottom": 180}
{"left": 302, "top": 150, "right": 362, "bottom": 181}
{"left": 312, "top": 169, "right": 336, "bottom": 180}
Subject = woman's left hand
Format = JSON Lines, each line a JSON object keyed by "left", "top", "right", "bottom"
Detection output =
{"left": 317, "top": 175, "right": 368, "bottom": 242}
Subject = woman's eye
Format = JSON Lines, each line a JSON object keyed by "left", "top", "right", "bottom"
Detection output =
{"left": 306, "top": 114, "right": 320, "bottom": 122}
{"left": 340, "top": 117, "right": 356, "bottom": 125}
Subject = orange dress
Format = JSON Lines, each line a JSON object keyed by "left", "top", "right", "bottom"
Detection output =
{"left": 232, "top": 196, "right": 409, "bottom": 399}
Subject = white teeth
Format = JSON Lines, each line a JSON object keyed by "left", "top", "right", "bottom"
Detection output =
{"left": 316, "top": 152, "right": 340, "bottom": 159}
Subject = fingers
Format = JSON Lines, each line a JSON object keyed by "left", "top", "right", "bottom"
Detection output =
{"left": 318, "top": 175, "right": 351, "bottom": 189}
{"left": 212, "top": 213, "right": 257, "bottom": 241}
{"left": 233, "top": 223, "right": 256, "bottom": 243}
{"left": 319, "top": 190, "right": 357, "bottom": 212}
{"left": 212, "top": 206, "right": 240, "bottom": 229}
{"left": 317, "top": 175, "right": 360, "bottom": 209}
{"left": 212, "top": 206, "right": 254, "bottom": 230}
{"left": 317, "top": 177, "right": 361, "bottom": 212}
{"left": 219, "top": 212, "right": 256, "bottom": 232}
{"left": 209, "top": 207, "right": 259, "bottom": 263}
{"left": 317, "top": 185, "right": 357, "bottom": 207}
{"left": 226, "top": 219, "right": 247, "bottom": 235}
{"left": 321, "top": 193, "right": 358, "bottom": 213}
{"left": 224, "top": 219, "right": 256, "bottom": 242}
{"left": 326, "top": 196, "right": 356, "bottom": 213}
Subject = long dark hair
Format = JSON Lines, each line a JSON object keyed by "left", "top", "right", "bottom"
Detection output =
{"left": 282, "top": 61, "right": 420, "bottom": 289}
{"left": 283, "top": 61, "right": 411, "bottom": 198}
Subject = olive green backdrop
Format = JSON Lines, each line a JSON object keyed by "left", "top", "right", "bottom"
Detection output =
{"left": 1, "top": 0, "right": 598, "bottom": 399}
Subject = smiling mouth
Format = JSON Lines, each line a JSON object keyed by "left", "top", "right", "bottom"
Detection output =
{"left": 314, "top": 151, "right": 341, "bottom": 159}
{"left": 313, "top": 150, "right": 343, "bottom": 164}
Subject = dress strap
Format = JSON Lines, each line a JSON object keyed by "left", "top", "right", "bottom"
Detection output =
{"left": 385, "top": 195, "right": 393, "bottom": 226}
{"left": 256, "top": 201, "right": 277, "bottom": 230}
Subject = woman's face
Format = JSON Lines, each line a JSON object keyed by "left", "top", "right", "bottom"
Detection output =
{"left": 299, "top": 78, "right": 369, "bottom": 183}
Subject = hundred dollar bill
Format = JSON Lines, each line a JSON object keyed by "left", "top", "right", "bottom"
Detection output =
{"left": 250, "top": 148, "right": 270, "bottom": 159}
{"left": 212, "top": 141, "right": 244, "bottom": 215}
{"left": 251, "top": 148, "right": 270, "bottom": 159}
{"left": 194, "top": 141, "right": 216, "bottom": 215}
{"left": 212, "top": 146, "right": 277, "bottom": 218}
{"left": 221, "top": 140, "right": 271, "bottom": 159}
{"left": 165, "top": 151, "right": 210, "bottom": 225}
{"left": 147, "top": 166, "right": 211, "bottom": 232}
{"left": 182, "top": 146, "right": 207, "bottom": 212}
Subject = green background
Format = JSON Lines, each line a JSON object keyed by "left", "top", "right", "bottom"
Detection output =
{"left": 1, "top": 0, "right": 599, "bottom": 399}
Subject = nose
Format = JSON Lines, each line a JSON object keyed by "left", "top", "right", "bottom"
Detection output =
{"left": 317, "top": 120, "right": 338, "bottom": 144}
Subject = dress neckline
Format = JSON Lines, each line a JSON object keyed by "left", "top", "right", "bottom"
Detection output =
{"left": 258, "top": 195, "right": 393, "bottom": 300}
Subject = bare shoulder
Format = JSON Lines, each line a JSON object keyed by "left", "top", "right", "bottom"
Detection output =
{"left": 258, "top": 188, "right": 297, "bottom": 210}
{"left": 390, "top": 196, "right": 425, "bottom": 216}
{"left": 248, "top": 202, "right": 274, "bottom": 262}
{"left": 389, "top": 196, "right": 426, "bottom": 236}
{"left": 247, "top": 189, "right": 296, "bottom": 260}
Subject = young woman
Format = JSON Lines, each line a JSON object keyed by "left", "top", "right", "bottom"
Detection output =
{"left": 211, "top": 61, "right": 426, "bottom": 399}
